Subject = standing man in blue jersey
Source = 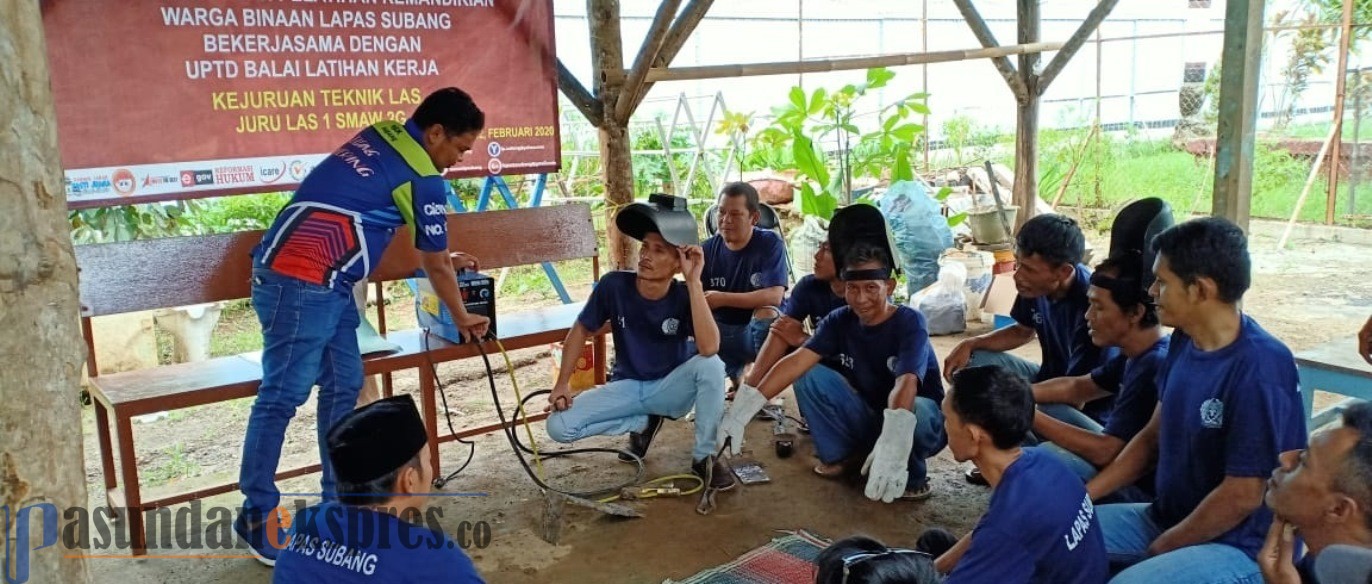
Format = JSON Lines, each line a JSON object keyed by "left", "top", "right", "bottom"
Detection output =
{"left": 928, "top": 365, "right": 1108, "bottom": 584}
{"left": 545, "top": 195, "right": 735, "bottom": 491}
{"left": 1087, "top": 217, "right": 1307, "bottom": 584}
{"left": 719, "top": 205, "right": 946, "bottom": 502}
{"left": 273, "top": 395, "right": 485, "bottom": 583}
{"left": 237, "top": 87, "right": 491, "bottom": 565}
{"left": 701, "top": 182, "right": 790, "bottom": 387}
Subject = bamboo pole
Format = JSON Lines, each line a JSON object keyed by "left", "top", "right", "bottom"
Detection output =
{"left": 1279, "top": 124, "right": 1340, "bottom": 250}
{"left": 1051, "top": 124, "right": 1100, "bottom": 208}
{"left": 644, "top": 42, "right": 1065, "bottom": 83}
{"left": 1326, "top": 0, "right": 1355, "bottom": 225}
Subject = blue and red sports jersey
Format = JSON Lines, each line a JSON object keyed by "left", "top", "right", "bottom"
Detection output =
{"left": 255, "top": 120, "right": 452, "bottom": 291}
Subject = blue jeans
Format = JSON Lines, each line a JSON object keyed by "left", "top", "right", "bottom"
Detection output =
{"left": 547, "top": 355, "right": 726, "bottom": 461}
{"left": 1098, "top": 503, "right": 1261, "bottom": 584}
{"left": 1036, "top": 404, "right": 1151, "bottom": 504}
{"left": 239, "top": 269, "right": 363, "bottom": 524}
{"left": 716, "top": 316, "right": 775, "bottom": 380}
{"left": 968, "top": 349, "right": 1040, "bottom": 381}
{"left": 792, "top": 365, "right": 947, "bottom": 486}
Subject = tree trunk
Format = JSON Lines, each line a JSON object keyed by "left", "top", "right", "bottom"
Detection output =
{"left": 588, "top": 0, "right": 637, "bottom": 269}
{"left": 0, "top": 2, "right": 92, "bottom": 583}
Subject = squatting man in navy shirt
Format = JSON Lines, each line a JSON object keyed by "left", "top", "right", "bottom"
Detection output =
{"left": 701, "top": 182, "right": 790, "bottom": 388}
{"left": 921, "top": 365, "right": 1108, "bottom": 584}
{"left": 273, "top": 395, "right": 485, "bottom": 583}
{"left": 718, "top": 205, "right": 946, "bottom": 502}
{"left": 237, "top": 88, "right": 491, "bottom": 565}
{"left": 545, "top": 195, "right": 736, "bottom": 490}
{"left": 1087, "top": 217, "right": 1307, "bottom": 584}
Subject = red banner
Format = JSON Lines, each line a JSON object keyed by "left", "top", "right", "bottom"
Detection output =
{"left": 42, "top": 0, "right": 560, "bottom": 209}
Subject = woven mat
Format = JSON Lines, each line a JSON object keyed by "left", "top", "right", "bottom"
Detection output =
{"left": 662, "top": 530, "right": 830, "bottom": 584}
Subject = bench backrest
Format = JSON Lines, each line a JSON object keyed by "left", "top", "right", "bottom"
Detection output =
{"left": 76, "top": 204, "right": 598, "bottom": 318}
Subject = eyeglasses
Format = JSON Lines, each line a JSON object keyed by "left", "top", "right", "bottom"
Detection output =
{"left": 839, "top": 548, "right": 933, "bottom": 583}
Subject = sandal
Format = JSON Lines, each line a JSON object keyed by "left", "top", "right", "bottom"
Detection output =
{"left": 813, "top": 461, "right": 846, "bottom": 478}
{"left": 900, "top": 482, "right": 934, "bottom": 501}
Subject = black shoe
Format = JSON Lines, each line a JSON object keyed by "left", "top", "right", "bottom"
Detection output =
{"left": 964, "top": 466, "right": 989, "bottom": 486}
{"left": 692, "top": 456, "right": 737, "bottom": 491}
{"left": 618, "top": 415, "right": 664, "bottom": 463}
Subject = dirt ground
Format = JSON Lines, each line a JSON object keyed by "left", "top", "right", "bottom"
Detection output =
{"left": 80, "top": 219, "right": 1372, "bottom": 584}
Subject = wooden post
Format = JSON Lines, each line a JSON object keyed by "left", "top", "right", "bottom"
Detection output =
{"left": 1, "top": 1, "right": 92, "bottom": 583}
{"left": 1212, "top": 0, "right": 1266, "bottom": 230}
{"left": 588, "top": 0, "right": 636, "bottom": 270}
{"left": 1014, "top": 0, "right": 1041, "bottom": 228}
{"left": 1326, "top": 0, "right": 1355, "bottom": 224}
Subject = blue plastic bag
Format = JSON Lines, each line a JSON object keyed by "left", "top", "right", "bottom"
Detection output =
{"left": 879, "top": 180, "right": 953, "bottom": 296}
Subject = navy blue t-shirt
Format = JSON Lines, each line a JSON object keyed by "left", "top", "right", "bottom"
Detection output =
{"left": 1012, "top": 264, "right": 1117, "bottom": 419}
{"left": 273, "top": 502, "right": 484, "bottom": 584}
{"left": 780, "top": 274, "right": 846, "bottom": 328}
{"left": 1089, "top": 336, "right": 1169, "bottom": 442}
{"left": 257, "top": 120, "right": 452, "bottom": 292}
{"left": 803, "top": 306, "right": 944, "bottom": 410}
{"left": 1152, "top": 315, "right": 1307, "bottom": 559}
{"left": 578, "top": 271, "right": 695, "bottom": 381}
{"left": 948, "top": 448, "right": 1108, "bottom": 584}
{"left": 702, "top": 228, "right": 789, "bottom": 325}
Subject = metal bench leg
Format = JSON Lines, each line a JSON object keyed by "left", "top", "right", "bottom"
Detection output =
{"left": 418, "top": 371, "right": 442, "bottom": 478}
{"left": 114, "top": 414, "right": 148, "bottom": 556}
{"left": 94, "top": 402, "right": 117, "bottom": 495}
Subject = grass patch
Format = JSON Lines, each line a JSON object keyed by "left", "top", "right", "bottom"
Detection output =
{"left": 144, "top": 443, "right": 200, "bottom": 487}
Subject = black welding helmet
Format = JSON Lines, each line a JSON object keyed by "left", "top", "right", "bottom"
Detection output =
{"left": 616, "top": 193, "right": 700, "bottom": 247}
{"left": 828, "top": 203, "right": 902, "bottom": 281}
{"left": 1108, "top": 197, "right": 1174, "bottom": 289}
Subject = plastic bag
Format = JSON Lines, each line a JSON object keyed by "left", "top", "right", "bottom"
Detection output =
{"left": 912, "top": 261, "right": 967, "bottom": 335}
{"left": 787, "top": 215, "right": 829, "bottom": 278}
{"left": 878, "top": 180, "right": 954, "bottom": 296}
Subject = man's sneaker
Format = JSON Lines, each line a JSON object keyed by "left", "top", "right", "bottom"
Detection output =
{"left": 618, "top": 415, "right": 664, "bottom": 463}
{"left": 692, "top": 455, "right": 737, "bottom": 491}
{"left": 234, "top": 512, "right": 285, "bottom": 567}
{"left": 964, "top": 466, "right": 989, "bottom": 486}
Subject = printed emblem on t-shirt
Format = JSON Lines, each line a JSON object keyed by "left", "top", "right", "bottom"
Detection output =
{"left": 1032, "top": 310, "right": 1044, "bottom": 325}
{"left": 838, "top": 354, "right": 855, "bottom": 369}
{"left": 750, "top": 272, "right": 763, "bottom": 287}
{"left": 662, "top": 318, "right": 680, "bottom": 335}
{"left": 1200, "top": 398, "right": 1224, "bottom": 428}
{"left": 887, "top": 356, "right": 898, "bottom": 372}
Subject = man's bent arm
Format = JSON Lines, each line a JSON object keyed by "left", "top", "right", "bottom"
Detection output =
{"left": 1033, "top": 375, "right": 1110, "bottom": 407}
{"left": 1151, "top": 475, "right": 1270, "bottom": 554}
{"left": 1033, "top": 412, "right": 1126, "bottom": 468}
{"left": 709, "top": 286, "right": 785, "bottom": 310}
{"left": 1086, "top": 405, "right": 1160, "bottom": 500}
{"left": 757, "top": 349, "right": 823, "bottom": 399}
{"left": 687, "top": 278, "right": 721, "bottom": 356}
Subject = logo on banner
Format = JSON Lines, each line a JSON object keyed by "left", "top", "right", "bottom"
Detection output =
{"left": 112, "top": 169, "right": 137, "bottom": 196}
{"left": 213, "top": 165, "right": 255, "bottom": 185}
{"left": 487, "top": 158, "right": 502, "bottom": 174}
{"left": 141, "top": 174, "right": 179, "bottom": 188}
{"left": 289, "top": 160, "right": 313, "bottom": 181}
{"left": 181, "top": 170, "right": 215, "bottom": 187}
{"left": 66, "top": 174, "right": 113, "bottom": 195}
{"left": 487, "top": 142, "right": 502, "bottom": 158}
{"left": 259, "top": 161, "right": 288, "bottom": 184}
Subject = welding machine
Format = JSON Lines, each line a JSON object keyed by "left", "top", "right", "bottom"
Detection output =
{"left": 408, "top": 269, "right": 496, "bottom": 344}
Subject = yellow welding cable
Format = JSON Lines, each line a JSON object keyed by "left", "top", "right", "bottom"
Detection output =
{"left": 492, "top": 338, "right": 548, "bottom": 480}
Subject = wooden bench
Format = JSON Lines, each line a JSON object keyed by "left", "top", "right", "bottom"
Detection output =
{"left": 1295, "top": 338, "right": 1372, "bottom": 429}
{"left": 76, "top": 204, "right": 605, "bottom": 556}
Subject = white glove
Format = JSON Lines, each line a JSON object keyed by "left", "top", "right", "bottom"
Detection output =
{"left": 861, "top": 408, "right": 918, "bottom": 503}
{"left": 716, "top": 384, "right": 768, "bottom": 456}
